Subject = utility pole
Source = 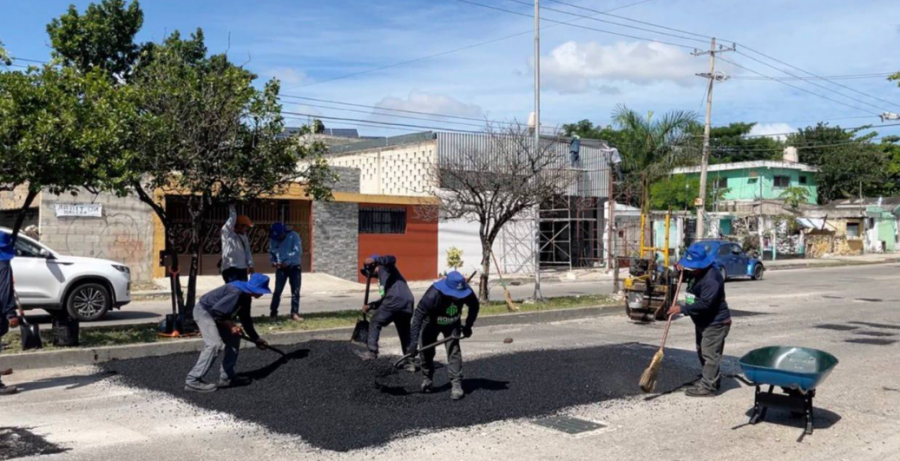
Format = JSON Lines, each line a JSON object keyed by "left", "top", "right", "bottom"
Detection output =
{"left": 692, "top": 38, "right": 735, "bottom": 239}
{"left": 533, "top": 0, "right": 543, "bottom": 300}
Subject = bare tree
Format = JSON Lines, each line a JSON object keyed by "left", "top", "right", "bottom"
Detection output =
{"left": 433, "top": 124, "right": 577, "bottom": 302}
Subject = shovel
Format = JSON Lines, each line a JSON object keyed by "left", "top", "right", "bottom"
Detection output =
{"left": 239, "top": 334, "right": 287, "bottom": 358}
{"left": 351, "top": 268, "right": 374, "bottom": 345}
{"left": 15, "top": 294, "right": 42, "bottom": 351}
{"left": 393, "top": 335, "right": 464, "bottom": 369}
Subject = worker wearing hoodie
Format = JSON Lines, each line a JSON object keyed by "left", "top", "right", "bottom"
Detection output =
{"left": 407, "top": 271, "right": 480, "bottom": 400}
{"left": 669, "top": 244, "right": 732, "bottom": 397}
{"left": 357, "top": 255, "right": 415, "bottom": 365}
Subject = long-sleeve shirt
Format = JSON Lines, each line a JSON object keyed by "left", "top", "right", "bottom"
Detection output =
{"left": 681, "top": 267, "right": 731, "bottom": 328}
{"left": 221, "top": 205, "right": 253, "bottom": 271}
{"left": 408, "top": 285, "right": 480, "bottom": 351}
{"left": 0, "top": 261, "right": 15, "bottom": 320}
{"left": 198, "top": 284, "right": 260, "bottom": 341}
{"left": 367, "top": 255, "right": 413, "bottom": 313}
{"left": 269, "top": 231, "right": 302, "bottom": 267}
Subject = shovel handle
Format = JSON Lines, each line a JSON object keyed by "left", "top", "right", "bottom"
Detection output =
{"left": 393, "top": 335, "right": 463, "bottom": 369}
{"left": 239, "top": 334, "right": 286, "bottom": 357}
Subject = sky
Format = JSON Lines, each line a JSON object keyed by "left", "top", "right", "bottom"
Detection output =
{"left": 2, "top": 0, "right": 900, "bottom": 140}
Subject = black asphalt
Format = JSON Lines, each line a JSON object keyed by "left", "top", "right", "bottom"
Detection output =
{"left": 0, "top": 427, "right": 68, "bottom": 460}
{"left": 103, "top": 340, "right": 699, "bottom": 452}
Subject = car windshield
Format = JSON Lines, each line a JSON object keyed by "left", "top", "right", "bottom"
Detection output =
{"left": 14, "top": 237, "right": 45, "bottom": 258}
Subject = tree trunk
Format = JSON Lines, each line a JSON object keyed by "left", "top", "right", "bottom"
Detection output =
{"left": 478, "top": 239, "right": 493, "bottom": 302}
{"left": 10, "top": 189, "right": 39, "bottom": 244}
{"left": 132, "top": 184, "right": 185, "bottom": 316}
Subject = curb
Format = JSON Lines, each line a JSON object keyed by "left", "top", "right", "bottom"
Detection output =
{"left": 765, "top": 257, "right": 900, "bottom": 272}
{"left": 1, "top": 305, "right": 619, "bottom": 371}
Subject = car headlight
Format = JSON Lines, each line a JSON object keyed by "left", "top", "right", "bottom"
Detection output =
{"left": 112, "top": 264, "right": 131, "bottom": 274}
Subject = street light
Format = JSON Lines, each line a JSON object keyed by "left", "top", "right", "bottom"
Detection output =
{"left": 881, "top": 112, "right": 900, "bottom": 122}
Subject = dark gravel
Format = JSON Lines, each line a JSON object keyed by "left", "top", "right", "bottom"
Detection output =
{"left": 0, "top": 427, "right": 68, "bottom": 460}
{"left": 103, "top": 340, "right": 698, "bottom": 452}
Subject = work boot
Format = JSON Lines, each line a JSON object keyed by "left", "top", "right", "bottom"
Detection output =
{"left": 685, "top": 386, "right": 715, "bottom": 398}
{"left": 451, "top": 381, "right": 464, "bottom": 401}
{"left": 184, "top": 380, "right": 217, "bottom": 393}
{"left": 355, "top": 350, "right": 377, "bottom": 361}
{"left": 269, "top": 312, "right": 278, "bottom": 320}
{"left": 420, "top": 378, "right": 434, "bottom": 394}
{"left": 403, "top": 359, "right": 418, "bottom": 374}
{"left": 217, "top": 376, "right": 252, "bottom": 388}
{"left": 1, "top": 368, "right": 12, "bottom": 376}
{"left": 0, "top": 384, "right": 18, "bottom": 396}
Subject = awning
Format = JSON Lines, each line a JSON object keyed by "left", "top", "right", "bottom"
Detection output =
{"left": 797, "top": 218, "right": 825, "bottom": 230}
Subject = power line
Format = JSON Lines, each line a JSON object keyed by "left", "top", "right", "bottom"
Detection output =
{"left": 703, "top": 121, "right": 900, "bottom": 141}
{"left": 544, "top": 0, "right": 712, "bottom": 40}
{"left": 732, "top": 72, "right": 894, "bottom": 81}
{"left": 281, "top": 111, "right": 486, "bottom": 133}
{"left": 279, "top": 99, "right": 496, "bottom": 129}
{"left": 279, "top": 94, "right": 519, "bottom": 125}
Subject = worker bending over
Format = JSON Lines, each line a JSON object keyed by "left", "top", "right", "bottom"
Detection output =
{"left": 185, "top": 273, "right": 270, "bottom": 393}
{"left": 357, "top": 255, "right": 415, "bottom": 372}
{"left": 407, "top": 271, "right": 480, "bottom": 400}
{"left": 669, "top": 245, "right": 732, "bottom": 397}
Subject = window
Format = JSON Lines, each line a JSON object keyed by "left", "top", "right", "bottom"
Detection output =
{"left": 716, "top": 177, "right": 728, "bottom": 189}
{"left": 359, "top": 207, "right": 406, "bottom": 234}
{"left": 799, "top": 176, "right": 808, "bottom": 185}
{"left": 774, "top": 175, "right": 790, "bottom": 188}
{"left": 717, "top": 245, "right": 732, "bottom": 256}
{"left": 14, "top": 238, "right": 44, "bottom": 258}
{"left": 846, "top": 222, "right": 860, "bottom": 238}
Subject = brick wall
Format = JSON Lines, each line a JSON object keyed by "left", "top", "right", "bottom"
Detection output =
{"left": 329, "top": 166, "right": 361, "bottom": 193}
{"left": 39, "top": 189, "right": 155, "bottom": 283}
{"left": 312, "top": 201, "right": 358, "bottom": 281}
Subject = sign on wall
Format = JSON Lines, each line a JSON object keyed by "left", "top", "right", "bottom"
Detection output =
{"left": 54, "top": 203, "right": 103, "bottom": 218}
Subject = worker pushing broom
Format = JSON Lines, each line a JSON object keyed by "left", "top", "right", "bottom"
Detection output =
{"left": 640, "top": 244, "right": 732, "bottom": 397}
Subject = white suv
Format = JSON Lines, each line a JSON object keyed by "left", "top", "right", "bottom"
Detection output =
{"left": 4, "top": 228, "right": 132, "bottom": 321}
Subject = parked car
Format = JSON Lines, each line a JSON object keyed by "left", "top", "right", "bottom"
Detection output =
{"left": 3, "top": 228, "right": 132, "bottom": 321}
{"left": 687, "top": 240, "right": 765, "bottom": 281}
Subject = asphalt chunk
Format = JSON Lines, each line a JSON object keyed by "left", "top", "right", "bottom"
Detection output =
{"left": 849, "top": 321, "right": 900, "bottom": 331}
{"left": 844, "top": 338, "right": 898, "bottom": 346}
{"left": 0, "top": 427, "right": 68, "bottom": 460}
{"left": 103, "top": 340, "right": 699, "bottom": 452}
{"left": 816, "top": 324, "right": 858, "bottom": 331}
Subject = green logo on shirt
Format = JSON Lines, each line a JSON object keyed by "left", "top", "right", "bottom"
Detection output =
{"left": 686, "top": 294, "right": 696, "bottom": 305}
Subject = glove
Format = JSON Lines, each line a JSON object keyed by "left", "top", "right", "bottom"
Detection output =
{"left": 407, "top": 344, "right": 419, "bottom": 357}
{"left": 255, "top": 339, "right": 269, "bottom": 350}
{"left": 462, "top": 326, "right": 473, "bottom": 338}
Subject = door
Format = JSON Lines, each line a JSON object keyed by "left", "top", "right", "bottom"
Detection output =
{"left": 716, "top": 244, "right": 733, "bottom": 276}
{"left": 730, "top": 244, "right": 748, "bottom": 276}
{"left": 11, "top": 237, "right": 65, "bottom": 306}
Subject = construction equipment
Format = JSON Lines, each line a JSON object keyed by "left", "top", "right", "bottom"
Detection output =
{"left": 239, "top": 334, "right": 288, "bottom": 359}
{"left": 623, "top": 210, "right": 679, "bottom": 322}
{"left": 393, "top": 335, "right": 464, "bottom": 369}
{"left": 351, "top": 268, "right": 374, "bottom": 345}
{"left": 15, "top": 293, "right": 42, "bottom": 351}
{"left": 639, "top": 271, "right": 683, "bottom": 393}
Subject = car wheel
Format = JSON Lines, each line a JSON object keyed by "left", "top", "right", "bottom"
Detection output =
{"left": 719, "top": 267, "right": 728, "bottom": 282}
{"left": 751, "top": 264, "right": 764, "bottom": 281}
{"left": 67, "top": 283, "right": 111, "bottom": 321}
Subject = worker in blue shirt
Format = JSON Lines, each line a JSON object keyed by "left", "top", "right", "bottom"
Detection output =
{"left": 0, "top": 233, "right": 18, "bottom": 396}
{"left": 268, "top": 223, "right": 303, "bottom": 322}
{"left": 356, "top": 255, "right": 415, "bottom": 371}
{"left": 669, "top": 244, "right": 732, "bottom": 397}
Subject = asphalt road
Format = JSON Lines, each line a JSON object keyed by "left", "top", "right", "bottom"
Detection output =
{"left": 4, "top": 263, "right": 900, "bottom": 460}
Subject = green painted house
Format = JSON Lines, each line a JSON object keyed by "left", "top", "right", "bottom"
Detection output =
{"left": 671, "top": 160, "right": 819, "bottom": 204}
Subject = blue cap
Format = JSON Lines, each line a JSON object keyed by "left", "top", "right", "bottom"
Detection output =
{"left": 0, "top": 233, "right": 14, "bottom": 262}
{"left": 678, "top": 244, "right": 715, "bottom": 270}
{"left": 433, "top": 270, "right": 472, "bottom": 298}
{"left": 270, "top": 222, "right": 287, "bottom": 240}
{"left": 230, "top": 273, "right": 272, "bottom": 295}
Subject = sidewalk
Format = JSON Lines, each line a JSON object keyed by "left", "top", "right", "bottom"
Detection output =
{"left": 763, "top": 252, "right": 900, "bottom": 271}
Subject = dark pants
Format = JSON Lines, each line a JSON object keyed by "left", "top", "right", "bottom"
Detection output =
{"left": 222, "top": 267, "right": 249, "bottom": 283}
{"left": 186, "top": 306, "right": 241, "bottom": 384}
{"left": 0, "top": 260, "right": 13, "bottom": 388}
{"left": 270, "top": 266, "right": 302, "bottom": 316}
{"left": 367, "top": 309, "right": 411, "bottom": 355}
{"left": 695, "top": 322, "right": 731, "bottom": 391}
{"left": 0, "top": 317, "right": 7, "bottom": 387}
{"left": 419, "top": 321, "right": 462, "bottom": 384}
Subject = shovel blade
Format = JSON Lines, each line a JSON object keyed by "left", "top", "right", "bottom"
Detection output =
{"left": 351, "top": 319, "right": 369, "bottom": 345}
{"left": 20, "top": 324, "right": 43, "bottom": 350}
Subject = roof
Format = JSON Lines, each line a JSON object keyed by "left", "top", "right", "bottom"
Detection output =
{"left": 824, "top": 197, "right": 900, "bottom": 209}
{"left": 671, "top": 160, "right": 819, "bottom": 174}
{"left": 326, "top": 130, "right": 610, "bottom": 156}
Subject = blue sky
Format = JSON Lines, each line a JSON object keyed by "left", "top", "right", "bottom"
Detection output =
{"left": 2, "top": 0, "right": 900, "bottom": 139}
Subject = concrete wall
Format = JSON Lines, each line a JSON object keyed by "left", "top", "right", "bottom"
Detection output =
{"left": 312, "top": 201, "right": 358, "bottom": 281}
{"left": 357, "top": 204, "right": 438, "bottom": 282}
{"left": 685, "top": 167, "right": 818, "bottom": 203}
{"left": 326, "top": 141, "right": 438, "bottom": 196}
{"left": 438, "top": 212, "right": 535, "bottom": 276}
{"left": 39, "top": 189, "right": 155, "bottom": 283}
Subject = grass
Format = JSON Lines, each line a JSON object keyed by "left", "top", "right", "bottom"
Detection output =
{"left": 1, "top": 294, "right": 617, "bottom": 355}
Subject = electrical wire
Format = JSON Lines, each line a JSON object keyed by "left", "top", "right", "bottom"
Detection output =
{"left": 280, "top": 100, "right": 496, "bottom": 129}
{"left": 544, "top": 0, "right": 712, "bottom": 40}
{"left": 279, "top": 94, "right": 518, "bottom": 125}
{"left": 732, "top": 72, "right": 894, "bottom": 81}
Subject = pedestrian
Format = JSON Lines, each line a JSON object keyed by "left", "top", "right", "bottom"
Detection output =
{"left": 407, "top": 270, "right": 480, "bottom": 401}
{"left": 221, "top": 204, "right": 254, "bottom": 283}
{"left": 0, "top": 233, "right": 19, "bottom": 396}
{"left": 185, "top": 273, "right": 271, "bottom": 393}
{"left": 268, "top": 222, "right": 303, "bottom": 321}
{"left": 356, "top": 255, "right": 415, "bottom": 372}
{"left": 668, "top": 244, "right": 732, "bottom": 397}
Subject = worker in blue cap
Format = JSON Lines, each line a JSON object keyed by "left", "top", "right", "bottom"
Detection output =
{"left": 0, "top": 233, "right": 18, "bottom": 396}
{"left": 268, "top": 222, "right": 303, "bottom": 322}
{"left": 669, "top": 243, "right": 732, "bottom": 397}
{"left": 356, "top": 255, "right": 415, "bottom": 370}
{"left": 185, "top": 273, "right": 271, "bottom": 393}
{"left": 407, "top": 270, "right": 480, "bottom": 400}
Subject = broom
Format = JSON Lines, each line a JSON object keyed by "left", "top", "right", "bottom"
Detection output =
{"left": 490, "top": 251, "right": 518, "bottom": 312}
{"left": 639, "top": 271, "right": 684, "bottom": 393}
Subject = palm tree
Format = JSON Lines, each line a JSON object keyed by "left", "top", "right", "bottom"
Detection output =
{"left": 612, "top": 104, "right": 699, "bottom": 188}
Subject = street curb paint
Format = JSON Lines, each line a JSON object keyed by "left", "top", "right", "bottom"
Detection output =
{"left": 2, "top": 305, "right": 617, "bottom": 371}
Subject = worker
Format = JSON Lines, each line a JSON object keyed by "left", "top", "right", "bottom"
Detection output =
{"left": 0, "top": 233, "right": 18, "bottom": 396}
{"left": 356, "top": 255, "right": 415, "bottom": 372}
{"left": 407, "top": 270, "right": 480, "bottom": 401}
{"left": 185, "top": 273, "right": 270, "bottom": 393}
{"left": 268, "top": 222, "right": 303, "bottom": 322}
{"left": 221, "top": 203, "right": 254, "bottom": 283}
{"left": 669, "top": 245, "right": 732, "bottom": 398}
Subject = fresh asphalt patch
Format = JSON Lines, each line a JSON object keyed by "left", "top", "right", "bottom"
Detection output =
{"left": 0, "top": 427, "right": 68, "bottom": 460}
{"left": 103, "top": 340, "right": 699, "bottom": 452}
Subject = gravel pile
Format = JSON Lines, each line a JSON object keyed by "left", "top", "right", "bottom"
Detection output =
{"left": 0, "top": 427, "right": 68, "bottom": 460}
{"left": 103, "top": 340, "right": 698, "bottom": 452}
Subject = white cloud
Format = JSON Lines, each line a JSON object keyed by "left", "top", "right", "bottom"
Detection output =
{"left": 541, "top": 41, "right": 700, "bottom": 93}
{"left": 374, "top": 90, "right": 485, "bottom": 119}
{"left": 749, "top": 123, "right": 796, "bottom": 141}
{"left": 267, "top": 67, "right": 309, "bottom": 85}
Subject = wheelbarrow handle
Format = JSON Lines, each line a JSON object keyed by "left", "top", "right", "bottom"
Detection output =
{"left": 239, "top": 334, "right": 286, "bottom": 357}
{"left": 393, "top": 335, "right": 463, "bottom": 369}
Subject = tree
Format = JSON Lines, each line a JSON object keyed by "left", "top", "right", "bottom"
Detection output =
{"left": 0, "top": 41, "right": 11, "bottom": 66}
{"left": 702, "top": 122, "right": 784, "bottom": 164}
{"left": 878, "top": 136, "right": 900, "bottom": 196}
{"left": 649, "top": 175, "right": 728, "bottom": 211}
{"left": 47, "top": 0, "right": 144, "bottom": 80}
{"left": 561, "top": 119, "right": 623, "bottom": 146}
{"left": 778, "top": 186, "right": 811, "bottom": 211}
{"left": 434, "top": 124, "right": 574, "bottom": 302}
{"left": 0, "top": 66, "right": 133, "bottom": 241}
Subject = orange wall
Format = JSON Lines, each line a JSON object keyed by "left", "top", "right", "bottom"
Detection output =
{"left": 358, "top": 204, "right": 438, "bottom": 282}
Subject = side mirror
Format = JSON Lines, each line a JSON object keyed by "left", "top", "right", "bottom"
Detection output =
{"left": 732, "top": 248, "right": 741, "bottom": 255}
{"left": 39, "top": 248, "right": 52, "bottom": 259}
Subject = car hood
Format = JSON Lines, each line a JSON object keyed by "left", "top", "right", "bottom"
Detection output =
{"left": 53, "top": 255, "right": 123, "bottom": 267}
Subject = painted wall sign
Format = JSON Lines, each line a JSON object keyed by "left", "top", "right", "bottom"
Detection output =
{"left": 54, "top": 203, "right": 103, "bottom": 218}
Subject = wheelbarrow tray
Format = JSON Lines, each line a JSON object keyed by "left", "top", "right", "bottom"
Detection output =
{"left": 739, "top": 346, "right": 838, "bottom": 393}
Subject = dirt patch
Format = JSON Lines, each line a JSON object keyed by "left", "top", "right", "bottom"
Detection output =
{"left": 103, "top": 340, "right": 698, "bottom": 452}
{"left": 0, "top": 427, "right": 67, "bottom": 460}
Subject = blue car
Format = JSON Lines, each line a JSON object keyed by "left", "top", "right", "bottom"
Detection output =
{"left": 686, "top": 240, "right": 765, "bottom": 281}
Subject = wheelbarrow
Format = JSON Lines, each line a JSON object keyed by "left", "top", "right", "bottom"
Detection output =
{"left": 738, "top": 346, "right": 838, "bottom": 435}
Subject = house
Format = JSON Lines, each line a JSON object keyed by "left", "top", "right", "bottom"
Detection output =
{"left": 801, "top": 197, "right": 900, "bottom": 255}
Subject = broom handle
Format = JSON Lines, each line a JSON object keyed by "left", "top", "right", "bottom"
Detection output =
{"left": 490, "top": 251, "right": 507, "bottom": 288}
{"left": 659, "top": 271, "right": 684, "bottom": 349}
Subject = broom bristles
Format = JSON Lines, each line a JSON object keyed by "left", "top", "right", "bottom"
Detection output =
{"left": 639, "top": 349, "right": 665, "bottom": 393}
{"left": 504, "top": 289, "right": 519, "bottom": 312}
